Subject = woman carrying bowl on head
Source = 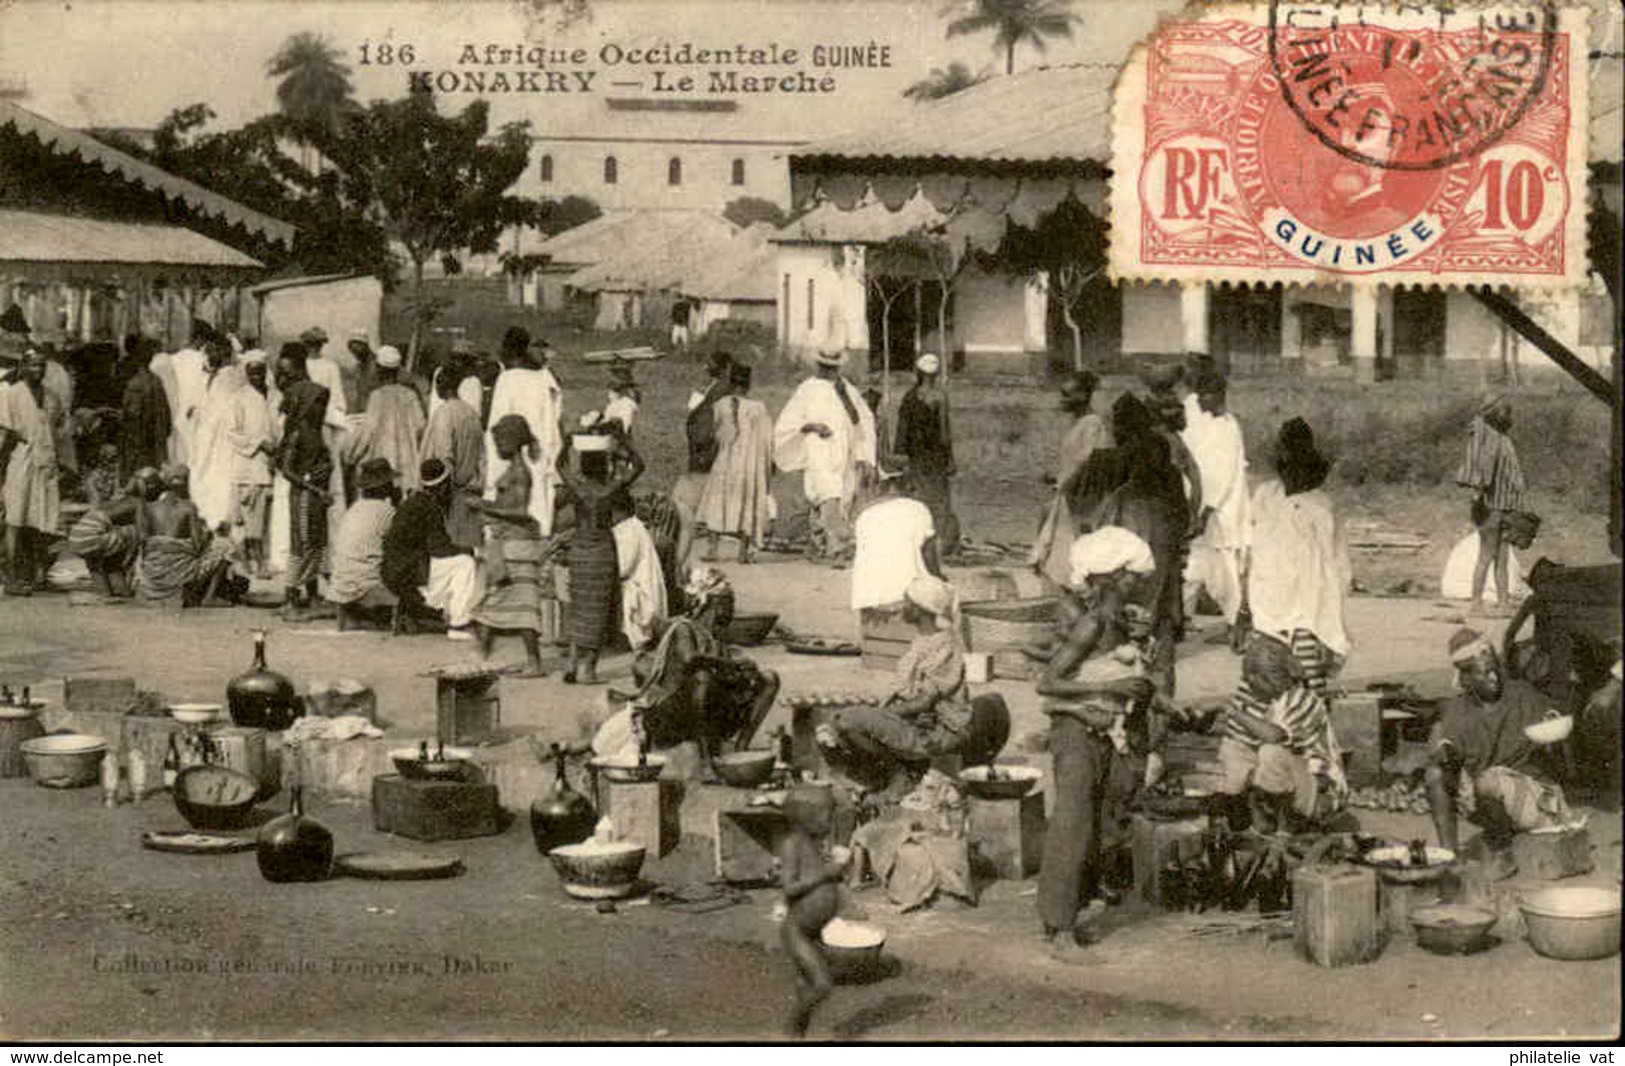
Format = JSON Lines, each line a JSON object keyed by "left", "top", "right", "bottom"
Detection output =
{"left": 555, "top": 423, "right": 642, "bottom": 685}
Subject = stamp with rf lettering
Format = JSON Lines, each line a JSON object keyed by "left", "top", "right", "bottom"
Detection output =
{"left": 1109, "top": 3, "right": 1591, "bottom": 288}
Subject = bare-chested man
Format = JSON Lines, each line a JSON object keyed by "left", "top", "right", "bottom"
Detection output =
{"left": 66, "top": 467, "right": 161, "bottom": 598}
{"left": 135, "top": 464, "right": 244, "bottom": 606}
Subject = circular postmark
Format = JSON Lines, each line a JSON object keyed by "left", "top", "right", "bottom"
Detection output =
{"left": 1266, "top": 0, "right": 1557, "bottom": 172}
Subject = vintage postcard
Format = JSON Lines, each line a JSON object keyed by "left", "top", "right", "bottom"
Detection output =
{"left": 0, "top": 0, "right": 1619, "bottom": 1047}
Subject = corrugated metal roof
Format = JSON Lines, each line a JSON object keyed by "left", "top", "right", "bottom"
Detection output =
{"left": 796, "top": 64, "right": 1119, "bottom": 166}
{"left": 0, "top": 210, "right": 264, "bottom": 268}
{"left": 0, "top": 99, "right": 295, "bottom": 247}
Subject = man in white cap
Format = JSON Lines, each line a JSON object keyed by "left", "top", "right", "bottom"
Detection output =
{"left": 1426, "top": 627, "right": 1574, "bottom": 877}
{"left": 226, "top": 350, "right": 277, "bottom": 576}
{"left": 895, "top": 352, "right": 960, "bottom": 555}
{"left": 772, "top": 349, "right": 875, "bottom": 562}
{"left": 353, "top": 345, "right": 425, "bottom": 493}
{"left": 0, "top": 348, "right": 64, "bottom": 593}
{"left": 820, "top": 573, "right": 972, "bottom": 793}
{"left": 1037, "top": 526, "right": 1160, "bottom": 961}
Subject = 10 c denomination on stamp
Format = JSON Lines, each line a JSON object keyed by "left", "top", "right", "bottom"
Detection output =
{"left": 1109, "top": 3, "right": 1590, "bottom": 288}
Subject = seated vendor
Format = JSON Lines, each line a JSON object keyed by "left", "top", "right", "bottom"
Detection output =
{"left": 1426, "top": 628, "right": 1575, "bottom": 877}
{"left": 134, "top": 464, "right": 247, "bottom": 607}
{"left": 1217, "top": 634, "right": 1347, "bottom": 835}
{"left": 67, "top": 467, "right": 160, "bottom": 598}
{"left": 819, "top": 573, "right": 972, "bottom": 796}
{"left": 628, "top": 566, "right": 780, "bottom": 779}
{"left": 329, "top": 458, "right": 400, "bottom": 630}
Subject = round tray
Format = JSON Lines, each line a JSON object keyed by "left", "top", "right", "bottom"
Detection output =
{"left": 334, "top": 851, "right": 465, "bottom": 881}
{"left": 141, "top": 830, "right": 257, "bottom": 855}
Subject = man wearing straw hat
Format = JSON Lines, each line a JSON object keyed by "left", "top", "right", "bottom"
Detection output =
{"left": 772, "top": 348, "right": 876, "bottom": 563}
{"left": 1426, "top": 627, "right": 1574, "bottom": 877}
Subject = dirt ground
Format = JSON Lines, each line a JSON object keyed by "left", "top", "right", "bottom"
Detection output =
{"left": 1, "top": 547, "right": 1619, "bottom": 1042}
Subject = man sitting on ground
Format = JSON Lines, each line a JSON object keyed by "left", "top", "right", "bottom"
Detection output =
{"left": 67, "top": 467, "right": 161, "bottom": 598}
{"left": 628, "top": 566, "right": 781, "bottom": 781}
{"left": 1426, "top": 628, "right": 1576, "bottom": 879}
{"left": 329, "top": 458, "right": 400, "bottom": 630}
{"left": 135, "top": 464, "right": 246, "bottom": 606}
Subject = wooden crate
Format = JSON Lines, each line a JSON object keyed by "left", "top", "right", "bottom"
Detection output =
{"left": 435, "top": 675, "right": 500, "bottom": 745}
{"left": 1293, "top": 864, "right": 1383, "bottom": 967}
{"left": 968, "top": 792, "right": 1046, "bottom": 880}
{"left": 860, "top": 609, "right": 913, "bottom": 673}
{"left": 63, "top": 676, "right": 136, "bottom": 715}
{"left": 1511, "top": 826, "right": 1593, "bottom": 880}
{"left": 372, "top": 774, "right": 501, "bottom": 842}
{"left": 1131, "top": 814, "right": 1208, "bottom": 906}
{"left": 715, "top": 806, "right": 787, "bottom": 884}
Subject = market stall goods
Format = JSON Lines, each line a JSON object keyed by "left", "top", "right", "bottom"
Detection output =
{"left": 530, "top": 742, "right": 597, "bottom": 855}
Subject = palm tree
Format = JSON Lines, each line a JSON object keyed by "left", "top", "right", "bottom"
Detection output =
{"left": 944, "top": 0, "right": 1081, "bottom": 75}
{"left": 268, "top": 32, "right": 355, "bottom": 170}
{"left": 903, "top": 61, "right": 989, "bottom": 101}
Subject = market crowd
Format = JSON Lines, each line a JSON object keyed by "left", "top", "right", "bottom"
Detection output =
{"left": 1, "top": 309, "right": 1618, "bottom": 966}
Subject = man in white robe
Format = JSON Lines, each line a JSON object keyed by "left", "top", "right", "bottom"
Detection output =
{"left": 1180, "top": 368, "right": 1250, "bottom": 629}
{"left": 187, "top": 338, "right": 245, "bottom": 531}
{"left": 484, "top": 326, "right": 561, "bottom": 535}
{"left": 168, "top": 336, "right": 210, "bottom": 467}
{"left": 299, "top": 326, "right": 353, "bottom": 552}
{"left": 772, "top": 349, "right": 876, "bottom": 562}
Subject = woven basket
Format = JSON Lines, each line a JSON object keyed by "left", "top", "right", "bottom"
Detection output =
{"left": 960, "top": 596, "right": 1058, "bottom": 652}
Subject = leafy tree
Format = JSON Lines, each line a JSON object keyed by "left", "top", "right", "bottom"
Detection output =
{"left": 994, "top": 196, "right": 1107, "bottom": 370}
{"left": 535, "top": 194, "right": 602, "bottom": 237}
{"left": 722, "top": 196, "right": 789, "bottom": 229}
{"left": 871, "top": 228, "right": 968, "bottom": 386}
{"left": 944, "top": 0, "right": 1081, "bottom": 75}
{"left": 903, "top": 61, "right": 989, "bottom": 101}
{"left": 338, "top": 90, "right": 535, "bottom": 366}
{"left": 268, "top": 32, "right": 357, "bottom": 167}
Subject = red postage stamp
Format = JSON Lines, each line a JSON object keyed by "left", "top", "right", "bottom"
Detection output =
{"left": 1109, "top": 3, "right": 1590, "bottom": 288}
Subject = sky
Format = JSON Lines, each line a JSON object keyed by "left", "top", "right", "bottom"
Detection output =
{"left": 0, "top": 0, "right": 1176, "bottom": 140}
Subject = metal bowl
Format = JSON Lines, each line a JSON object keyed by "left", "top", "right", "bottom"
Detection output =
{"left": 390, "top": 746, "right": 474, "bottom": 781}
{"left": 591, "top": 753, "right": 666, "bottom": 784}
{"left": 20, "top": 734, "right": 107, "bottom": 788}
{"left": 170, "top": 702, "right": 223, "bottom": 726}
{"left": 173, "top": 764, "right": 261, "bottom": 830}
{"left": 548, "top": 840, "right": 646, "bottom": 899}
{"left": 1520, "top": 887, "right": 1622, "bottom": 960}
{"left": 821, "top": 917, "right": 887, "bottom": 982}
{"left": 713, "top": 750, "right": 776, "bottom": 788}
{"left": 958, "top": 764, "right": 1041, "bottom": 800}
{"left": 1523, "top": 713, "right": 1574, "bottom": 745}
{"left": 1409, "top": 904, "right": 1498, "bottom": 955}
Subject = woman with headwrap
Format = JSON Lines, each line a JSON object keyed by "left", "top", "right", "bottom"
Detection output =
{"left": 556, "top": 423, "right": 644, "bottom": 684}
{"left": 626, "top": 566, "right": 781, "bottom": 781}
{"left": 468, "top": 414, "right": 560, "bottom": 676}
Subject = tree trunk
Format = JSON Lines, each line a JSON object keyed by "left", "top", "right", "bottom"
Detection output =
{"left": 1006, "top": 40, "right": 1015, "bottom": 75}
{"left": 937, "top": 289, "right": 951, "bottom": 381}
{"left": 407, "top": 257, "right": 426, "bottom": 376}
{"left": 913, "top": 281, "right": 923, "bottom": 359}
{"left": 1062, "top": 297, "right": 1084, "bottom": 371}
{"left": 880, "top": 293, "right": 894, "bottom": 409}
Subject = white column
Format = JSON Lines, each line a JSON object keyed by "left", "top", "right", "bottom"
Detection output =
{"left": 1179, "top": 282, "right": 1209, "bottom": 354}
{"left": 1352, "top": 285, "right": 1379, "bottom": 382}
{"left": 1024, "top": 271, "right": 1049, "bottom": 352}
{"left": 839, "top": 243, "right": 869, "bottom": 354}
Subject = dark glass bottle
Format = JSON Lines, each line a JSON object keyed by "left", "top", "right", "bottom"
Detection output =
{"left": 257, "top": 751, "right": 333, "bottom": 883}
{"left": 227, "top": 629, "right": 301, "bottom": 731}
{"left": 530, "top": 743, "right": 597, "bottom": 855}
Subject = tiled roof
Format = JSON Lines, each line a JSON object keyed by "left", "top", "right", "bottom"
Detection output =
{"left": 795, "top": 64, "right": 1119, "bottom": 166}
{"left": 0, "top": 209, "right": 263, "bottom": 268}
{"left": 0, "top": 99, "right": 295, "bottom": 247}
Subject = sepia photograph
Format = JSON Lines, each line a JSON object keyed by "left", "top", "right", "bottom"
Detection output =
{"left": 0, "top": 0, "right": 1619, "bottom": 1044}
